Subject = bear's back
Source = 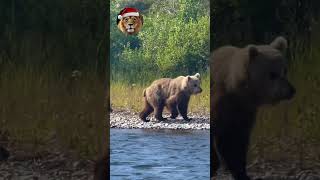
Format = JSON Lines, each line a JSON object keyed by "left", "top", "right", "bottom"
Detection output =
{"left": 210, "top": 46, "right": 240, "bottom": 88}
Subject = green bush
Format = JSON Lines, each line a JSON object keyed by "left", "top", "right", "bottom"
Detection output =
{"left": 111, "top": 0, "right": 210, "bottom": 84}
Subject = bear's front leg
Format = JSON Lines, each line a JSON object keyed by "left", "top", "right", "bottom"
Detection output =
{"left": 166, "top": 96, "right": 179, "bottom": 119}
{"left": 216, "top": 134, "right": 250, "bottom": 180}
{"left": 215, "top": 95, "right": 253, "bottom": 180}
{"left": 178, "top": 95, "right": 191, "bottom": 121}
{"left": 211, "top": 139, "right": 221, "bottom": 178}
{"left": 154, "top": 100, "right": 167, "bottom": 121}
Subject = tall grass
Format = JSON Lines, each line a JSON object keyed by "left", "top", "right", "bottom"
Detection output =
{"left": 111, "top": 73, "right": 210, "bottom": 114}
{"left": 0, "top": 64, "right": 106, "bottom": 159}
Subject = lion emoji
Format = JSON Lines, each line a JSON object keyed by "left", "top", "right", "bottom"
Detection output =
{"left": 117, "top": 7, "right": 143, "bottom": 35}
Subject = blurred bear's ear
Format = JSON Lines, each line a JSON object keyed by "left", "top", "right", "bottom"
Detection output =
{"left": 270, "top": 36, "right": 287, "bottom": 53}
{"left": 248, "top": 45, "right": 258, "bottom": 60}
{"left": 187, "top": 76, "right": 191, "bottom": 81}
{"left": 195, "top": 73, "right": 200, "bottom": 79}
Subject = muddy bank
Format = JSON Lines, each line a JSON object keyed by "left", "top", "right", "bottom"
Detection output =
{"left": 110, "top": 109, "right": 210, "bottom": 130}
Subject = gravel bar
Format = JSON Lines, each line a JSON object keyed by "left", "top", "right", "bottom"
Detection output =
{"left": 110, "top": 110, "right": 210, "bottom": 130}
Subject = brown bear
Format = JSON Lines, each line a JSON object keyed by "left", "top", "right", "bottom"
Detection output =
{"left": 139, "top": 73, "right": 202, "bottom": 122}
{"left": 210, "top": 36, "right": 295, "bottom": 180}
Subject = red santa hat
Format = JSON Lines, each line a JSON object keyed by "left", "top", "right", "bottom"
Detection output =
{"left": 118, "top": 7, "right": 140, "bottom": 20}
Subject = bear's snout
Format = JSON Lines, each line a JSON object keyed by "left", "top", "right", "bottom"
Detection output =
{"left": 277, "top": 79, "right": 295, "bottom": 101}
{"left": 194, "top": 87, "right": 202, "bottom": 94}
{"left": 285, "top": 83, "right": 296, "bottom": 100}
{"left": 199, "top": 88, "right": 203, "bottom": 93}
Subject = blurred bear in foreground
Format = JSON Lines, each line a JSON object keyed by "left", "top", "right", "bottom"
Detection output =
{"left": 211, "top": 36, "right": 295, "bottom": 180}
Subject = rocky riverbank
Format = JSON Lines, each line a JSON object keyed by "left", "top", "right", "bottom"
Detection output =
{"left": 110, "top": 109, "right": 210, "bottom": 130}
{"left": 0, "top": 149, "right": 94, "bottom": 180}
{"left": 216, "top": 162, "right": 320, "bottom": 180}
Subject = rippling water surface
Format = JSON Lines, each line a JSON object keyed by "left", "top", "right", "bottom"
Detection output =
{"left": 111, "top": 128, "right": 210, "bottom": 180}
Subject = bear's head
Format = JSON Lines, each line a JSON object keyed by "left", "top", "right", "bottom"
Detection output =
{"left": 182, "top": 73, "right": 202, "bottom": 95}
{"left": 245, "top": 36, "right": 295, "bottom": 105}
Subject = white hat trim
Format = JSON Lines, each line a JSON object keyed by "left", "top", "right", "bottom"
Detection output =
{"left": 122, "top": 12, "right": 139, "bottom": 18}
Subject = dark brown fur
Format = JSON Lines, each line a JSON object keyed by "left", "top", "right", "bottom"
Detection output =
{"left": 93, "top": 92, "right": 110, "bottom": 180}
{"left": 211, "top": 36, "right": 295, "bottom": 180}
{"left": 93, "top": 150, "right": 109, "bottom": 180}
{"left": 0, "top": 146, "right": 9, "bottom": 161}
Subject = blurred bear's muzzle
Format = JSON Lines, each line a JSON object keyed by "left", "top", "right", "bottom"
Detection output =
{"left": 280, "top": 79, "right": 295, "bottom": 101}
{"left": 285, "top": 83, "right": 296, "bottom": 100}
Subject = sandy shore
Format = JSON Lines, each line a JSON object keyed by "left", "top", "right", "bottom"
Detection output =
{"left": 110, "top": 109, "right": 210, "bottom": 130}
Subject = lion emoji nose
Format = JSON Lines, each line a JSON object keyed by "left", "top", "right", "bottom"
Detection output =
{"left": 128, "top": 23, "right": 133, "bottom": 26}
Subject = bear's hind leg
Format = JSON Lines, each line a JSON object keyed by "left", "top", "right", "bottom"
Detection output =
{"left": 139, "top": 98, "right": 154, "bottom": 122}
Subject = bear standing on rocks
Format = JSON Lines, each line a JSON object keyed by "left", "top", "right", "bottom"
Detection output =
{"left": 210, "top": 36, "right": 296, "bottom": 180}
{"left": 139, "top": 73, "right": 202, "bottom": 122}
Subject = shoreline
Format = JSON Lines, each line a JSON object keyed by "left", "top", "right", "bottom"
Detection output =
{"left": 110, "top": 109, "right": 210, "bottom": 130}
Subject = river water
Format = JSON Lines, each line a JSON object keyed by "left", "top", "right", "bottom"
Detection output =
{"left": 110, "top": 128, "right": 210, "bottom": 180}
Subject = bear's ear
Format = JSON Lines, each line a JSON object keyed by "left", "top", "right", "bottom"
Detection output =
{"left": 194, "top": 73, "right": 200, "bottom": 79}
{"left": 187, "top": 76, "right": 191, "bottom": 81}
{"left": 270, "top": 36, "right": 287, "bottom": 53}
{"left": 248, "top": 45, "right": 259, "bottom": 60}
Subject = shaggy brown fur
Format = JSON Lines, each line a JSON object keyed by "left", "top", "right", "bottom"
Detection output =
{"left": 211, "top": 36, "right": 295, "bottom": 180}
{"left": 139, "top": 73, "right": 202, "bottom": 122}
{"left": 93, "top": 150, "right": 109, "bottom": 180}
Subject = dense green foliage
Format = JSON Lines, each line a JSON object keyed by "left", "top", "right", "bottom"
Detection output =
{"left": 111, "top": 0, "right": 210, "bottom": 84}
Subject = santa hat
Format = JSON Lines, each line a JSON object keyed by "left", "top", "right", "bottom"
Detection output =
{"left": 118, "top": 7, "right": 140, "bottom": 20}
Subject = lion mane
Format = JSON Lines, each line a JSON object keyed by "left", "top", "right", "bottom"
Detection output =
{"left": 117, "top": 15, "right": 143, "bottom": 35}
